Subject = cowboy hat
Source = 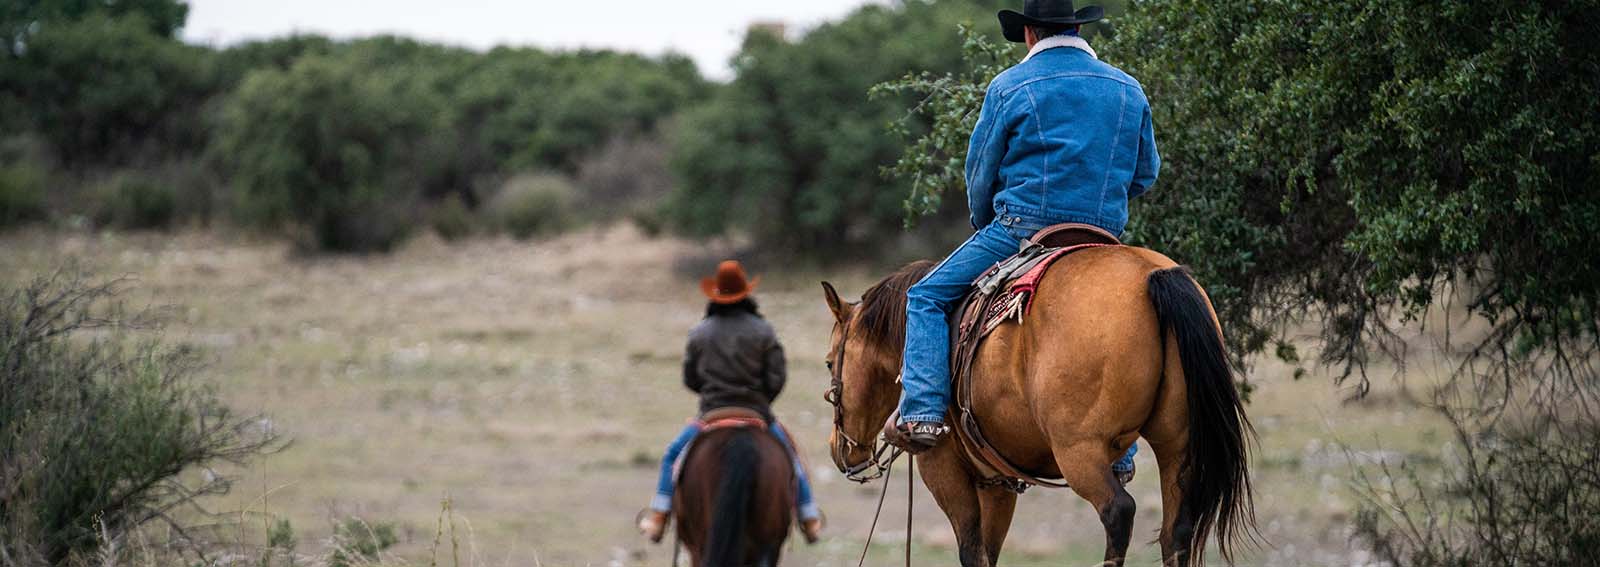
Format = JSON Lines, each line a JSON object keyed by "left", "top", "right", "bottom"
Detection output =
{"left": 701, "top": 260, "right": 760, "bottom": 304}
{"left": 999, "top": 0, "right": 1104, "bottom": 43}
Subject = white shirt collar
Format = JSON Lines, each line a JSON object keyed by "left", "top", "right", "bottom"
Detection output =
{"left": 1022, "top": 34, "right": 1097, "bottom": 62}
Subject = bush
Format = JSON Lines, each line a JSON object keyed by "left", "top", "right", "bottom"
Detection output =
{"left": 213, "top": 53, "right": 442, "bottom": 253}
{"left": 487, "top": 173, "right": 576, "bottom": 240}
{"left": 3, "top": 14, "right": 215, "bottom": 165}
{"left": 428, "top": 194, "right": 475, "bottom": 241}
{"left": 0, "top": 270, "right": 280, "bottom": 564}
{"left": 90, "top": 172, "right": 177, "bottom": 230}
{"left": 329, "top": 517, "right": 398, "bottom": 567}
{"left": 0, "top": 162, "right": 47, "bottom": 229}
{"left": 574, "top": 134, "right": 672, "bottom": 216}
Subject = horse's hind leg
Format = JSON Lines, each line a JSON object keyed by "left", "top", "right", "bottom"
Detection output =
{"left": 1149, "top": 437, "right": 1196, "bottom": 566}
{"left": 1052, "top": 442, "right": 1137, "bottom": 566}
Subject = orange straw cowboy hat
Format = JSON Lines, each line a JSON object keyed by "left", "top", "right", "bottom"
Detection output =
{"left": 701, "top": 260, "right": 760, "bottom": 304}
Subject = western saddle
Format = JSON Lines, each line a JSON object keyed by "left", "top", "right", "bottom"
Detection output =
{"left": 950, "top": 222, "right": 1121, "bottom": 493}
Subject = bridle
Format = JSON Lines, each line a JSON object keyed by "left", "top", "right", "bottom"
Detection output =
{"left": 823, "top": 306, "right": 917, "bottom": 567}
{"left": 824, "top": 316, "right": 900, "bottom": 483}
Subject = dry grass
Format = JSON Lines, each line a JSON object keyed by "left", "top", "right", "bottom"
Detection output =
{"left": 0, "top": 225, "right": 1452, "bottom": 566}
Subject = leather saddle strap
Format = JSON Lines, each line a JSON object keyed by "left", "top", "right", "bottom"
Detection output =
{"left": 950, "top": 257, "right": 1072, "bottom": 491}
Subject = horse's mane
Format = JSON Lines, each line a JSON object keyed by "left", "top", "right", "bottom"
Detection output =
{"left": 855, "top": 260, "right": 936, "bottom": 351}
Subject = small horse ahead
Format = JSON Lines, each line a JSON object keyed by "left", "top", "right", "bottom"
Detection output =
{"left": 671, "top": 409, "right": 796, "bottom": 566}
{"left": 820, "top": 228, "right": 1257, "bottom": 566}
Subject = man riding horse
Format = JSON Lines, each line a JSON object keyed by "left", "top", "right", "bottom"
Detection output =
{"left": 885, "top": 0, "right": 1158, "bottom": 485}
{"left": 822, "top": 3, "right": 1255, "bottom": 564}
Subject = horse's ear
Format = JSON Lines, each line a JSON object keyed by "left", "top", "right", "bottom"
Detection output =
{"left": 821, "top": 281, "right": 850, "bottom": 323}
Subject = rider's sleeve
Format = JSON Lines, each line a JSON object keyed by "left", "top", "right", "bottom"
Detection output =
{"left": 965, "top": 82, "right": 1009, "bottom": 230}
{"left": 1130, "top": 104, "right": 1160, "bottom": 200}
{"left": 683, "top": 339, "right": 704, "bottom": 393}
{"left": 762, "top": 336, "right": 787, "bottom": 402}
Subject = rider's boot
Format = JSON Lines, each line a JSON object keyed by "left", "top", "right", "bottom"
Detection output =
{"left": 636, "top": 509, "right": 669, "bottom": 543}
{"left": 1115, "top": 464, "right": 1135, "bottom": 486}
{"left": 881, "top": 410, "right": 948, "bottom": 454}
{"left": 801, "top": 516, "right": 823, "bottom": 544}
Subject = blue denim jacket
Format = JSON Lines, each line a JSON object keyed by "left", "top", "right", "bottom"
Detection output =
{"left": 965, "top": 37, "right": 1159, "bottom": 236}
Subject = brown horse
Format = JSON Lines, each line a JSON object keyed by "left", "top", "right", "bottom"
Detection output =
{"left": 820, "top": 247, "right": 1256, "bottom": 566}
{"left": 673, "top": 421, "right": 796, "bottom": 566}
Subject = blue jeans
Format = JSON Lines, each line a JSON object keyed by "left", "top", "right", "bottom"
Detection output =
{"left": 898, "top": 222, "right": 1137, "bottom": 471}
{"left": 650, "top": 421, "right": 820, "bottom": 520}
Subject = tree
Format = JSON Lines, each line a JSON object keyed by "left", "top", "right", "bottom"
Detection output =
{"left": 212, "top": 52, "right": 446, "bottom": 252}
{"left": 0, "top": 14, "right": 213, "bottom": 164}
{"left": 663, "top": 0, "right": 1017, "bottom": 255}
{"left": 2, "top": 0, "right": 189, "bottom": 57}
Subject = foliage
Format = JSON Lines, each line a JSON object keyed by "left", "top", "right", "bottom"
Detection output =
{"left": 90, "top": 172, "right": 177, "bottom": 230}
{"left": 1352, "top": 404, "right": 1600, "bottom": 566}
{"left": 2, "top": 0, "right": 188, "bottom": 52}
{"left": 488, "top": 173, "right": 578, "bottom": 240}
{"left": 574, "top": 134, "right": 673, "bottom": 216}
{"left": 0, "top": 270, "right": 280, "bottom": 564}
{"left": 873, "top": 24, "right": 1017, "bottom": 224}
{"left": 1, "top": 14, "right": 214, "bottom": 165}
{"left": 328, "top": 517, "right": 398, "bottom": 567}
{"left": 663, "top": 0, "right": 1013, "bottom": 254}
{"left": 452, "top": 48, "right": 706, "bottom": 179}
{"left": 0, "top": 161, "right": 48, "bottom": 229}
{"left": 428, "top": 194, "right": 476, "bottom": 242}
{"left": 213, "top": 52, "right": 443, "bottom": 252}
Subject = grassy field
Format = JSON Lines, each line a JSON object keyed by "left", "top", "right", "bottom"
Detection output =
{"left": 0, "top": 225, "right": 1450, "bottom": 566}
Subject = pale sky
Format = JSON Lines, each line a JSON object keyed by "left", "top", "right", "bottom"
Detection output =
{"left": 182, "top": 0, "right": 885, "bottom": 80}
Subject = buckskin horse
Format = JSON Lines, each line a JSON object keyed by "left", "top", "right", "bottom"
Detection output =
{"left": 820, "top": 240, "right": 1256, "bottom": 566}
{"left": 672, "top": 412, "right": 796, "bottom": 566}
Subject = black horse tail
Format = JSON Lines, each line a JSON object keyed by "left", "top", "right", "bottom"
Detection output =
{"left": 1147, "top": 266, "right": 1258, "bottom": 564}
{"left": 703, "top": 428, "right": 760, "bottom": 566}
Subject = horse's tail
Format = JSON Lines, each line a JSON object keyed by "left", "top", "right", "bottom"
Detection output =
{"left": 703, "top": 428, "right": 760, "bottom": 566}
{"left": 1147, "top": 266, "right": 1258, "bottom": 564}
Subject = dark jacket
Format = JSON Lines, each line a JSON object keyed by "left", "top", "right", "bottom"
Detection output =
{"left": 683, "top": 311, "right": 786, "bottom": 419}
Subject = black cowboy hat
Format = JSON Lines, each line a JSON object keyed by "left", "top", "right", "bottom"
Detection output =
{"left": 998, "top": 0, "right": 1104, "bottom": 43}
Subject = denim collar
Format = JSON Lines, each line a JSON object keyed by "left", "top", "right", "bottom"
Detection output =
{"left": 1022, "top": 34, "right": 1097, "bottom": 62}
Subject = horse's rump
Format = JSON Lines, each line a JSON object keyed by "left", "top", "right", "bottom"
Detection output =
{"left": 673, "top": 423, "right": 795, "bottom": 565}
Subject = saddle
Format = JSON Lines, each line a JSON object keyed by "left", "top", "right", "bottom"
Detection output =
{"left": 949, "top": 223, "right": 1121, "bottom": 493}
{"left": 698, "top": 407, "right": 768, "bottom": 432}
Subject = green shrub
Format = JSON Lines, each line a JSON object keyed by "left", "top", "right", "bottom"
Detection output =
{"left": 0, "top": 271, "right": 280, "bottom": 564}
{"left": 428, "top": 194, "right": 475, "bottom": 241}
{"left": 0, "top": 162, "right": 47, "bottom": 229}
{"left": 329, "top": 517, "right": 398, "bottom": 567}
{"left": 213, "top": 53, "right": 440, "bottom": 253}
{"left": 91, "top": 173, "right": 177, "bottom": 230}
{"left": 488, "top": 173, "right": 576, "bottom": 240}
